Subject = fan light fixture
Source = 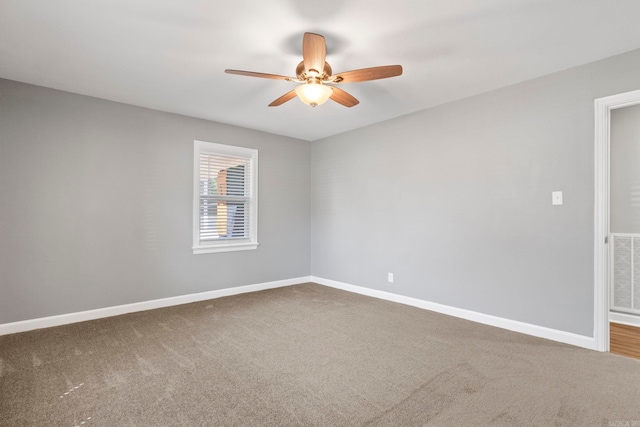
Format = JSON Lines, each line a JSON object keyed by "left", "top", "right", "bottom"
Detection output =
{"left": 295, "top": 81, "right": 333, "bottom": 107}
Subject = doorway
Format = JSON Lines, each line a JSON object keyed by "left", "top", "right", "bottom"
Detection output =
{"left": 594, "top": 89, "right": 640, "bottom": 355}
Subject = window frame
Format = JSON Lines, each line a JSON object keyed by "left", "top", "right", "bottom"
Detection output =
{"left": 192, "top": 140, "right": 259, "bottom": 254}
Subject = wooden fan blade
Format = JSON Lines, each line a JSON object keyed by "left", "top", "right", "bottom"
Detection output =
{"left": 331, "top": 65, "right": 403, "bottom": 83}
{"left": 268, "top": 90, "right": 297, "bottom": 107}
{"left": 330, "top": 87, "right": 359, "bottom": 107}
{"left": 302, "top": 33, "right": 326, "bottom": 75}
{"left": 225, "top": 69, "right": 292, "bottom": 81}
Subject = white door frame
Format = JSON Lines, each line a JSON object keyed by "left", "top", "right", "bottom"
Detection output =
{"left": 594, "top": 89, "right": 640, "bottom": 352}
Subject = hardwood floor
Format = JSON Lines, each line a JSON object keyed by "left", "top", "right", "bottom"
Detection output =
{"left": 610, "top": 322, "right": 640, "bottom": 360}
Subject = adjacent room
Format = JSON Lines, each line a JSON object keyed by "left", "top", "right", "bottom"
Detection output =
{"left": 2, "top": 1, "right": 640, "bottom": 425}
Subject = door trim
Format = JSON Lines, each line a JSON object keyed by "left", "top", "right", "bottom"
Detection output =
{"left": 594, "top": 89, "right": 640, "bottom": 352}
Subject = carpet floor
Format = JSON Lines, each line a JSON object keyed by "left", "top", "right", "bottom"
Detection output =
{"left": 1, "top": 283, "right": 639, "bottom": 426}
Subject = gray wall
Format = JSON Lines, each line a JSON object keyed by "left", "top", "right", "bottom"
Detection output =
{"left": 311, "top": 48, "right": 640, "bottom": 337}
{"left": 611, "top": 104, "right": 640, "bottom": 233}
{"left": 4, "top": 49, "right": 640, "bottom": 338}
{"left": 0, "top": 78, "right": 311, "bottom": 324}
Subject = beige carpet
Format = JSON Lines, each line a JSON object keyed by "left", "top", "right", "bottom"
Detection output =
{"left": 1, "top": 283, "right": 639, "bottom": 426}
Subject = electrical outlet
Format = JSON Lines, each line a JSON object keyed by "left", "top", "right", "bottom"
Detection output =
{"left": 388, "top": 273, "right": 394, "bottom": 283}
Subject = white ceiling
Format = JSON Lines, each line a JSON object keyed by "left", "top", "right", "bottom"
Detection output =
{"left": 2, "top": 0, "right": 640, "bottom": 141}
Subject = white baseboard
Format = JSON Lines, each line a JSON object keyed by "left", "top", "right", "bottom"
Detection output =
{"left": 1, "top": 275, "right": 599, "bottom": 351}
{"left": 311, "top": 276, "right": 597, "bottom": 351}
{"left": 610, "top": 311, "right": 640, "bottom": 328}
{"left": 0, "top": 276, "right": 312, "bottom": 336}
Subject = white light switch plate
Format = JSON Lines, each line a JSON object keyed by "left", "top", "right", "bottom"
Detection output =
{"left": 552, "top": 191, "right": 563, "bottom": 205}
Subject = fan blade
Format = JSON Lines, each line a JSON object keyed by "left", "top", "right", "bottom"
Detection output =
{"left": 330, "top": 87, "right": 359, "bottom": 107}
{"left": 225, "top": 69, "right": 292, "bottom": 81}
{"left": 302, "top": 33, "right": 326, "bottom": 75}
{"left": 331, "top": 65, "right": 403, "bottom": 83}
{"left": 269, "top": 90, "right": 297, "bottom": 107}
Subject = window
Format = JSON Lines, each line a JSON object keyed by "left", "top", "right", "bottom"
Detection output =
{"left": 193, "top": 140, "right": 258, "bottom": 254}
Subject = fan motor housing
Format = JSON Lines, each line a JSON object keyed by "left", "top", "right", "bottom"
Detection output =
{"left": 296, "top": 61, "right": 332, "bottom": 81}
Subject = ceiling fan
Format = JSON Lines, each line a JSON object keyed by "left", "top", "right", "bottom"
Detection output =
{"left": 225, "top": 32, "right": 403, "bottom": 108}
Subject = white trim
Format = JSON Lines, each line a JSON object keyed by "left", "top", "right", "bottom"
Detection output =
{"left": 312, "top": 276, "right": 597, "bottom": 350}
{"left": 192, "top": 242, "right": 260, "bottom": 254}
{"left": 610, "top": 311, "right": 640, "bottom": 328}
{"left": 594, "top": 89, "right": 640, "bottom": 352}
{"left": 0, "top": 276, "right": 311, "bottom": 336}
{"left": 2, "top": 276, "right": 599, "bottom": 350}
{"left": 608, "top": 232, "right": 640, "bottom": 237}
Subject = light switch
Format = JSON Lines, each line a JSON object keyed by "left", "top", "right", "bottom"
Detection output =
{"left": 552, "top": 191, "right": 563, "bottom": 205}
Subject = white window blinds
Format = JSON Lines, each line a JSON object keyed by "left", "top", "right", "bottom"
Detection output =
{"left": 193, "top": 141, "right": 258, "bottom": 254}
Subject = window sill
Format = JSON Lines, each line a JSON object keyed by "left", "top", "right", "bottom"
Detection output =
{"left": 192, "top": 242, "right": 259, "bottom": 255}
